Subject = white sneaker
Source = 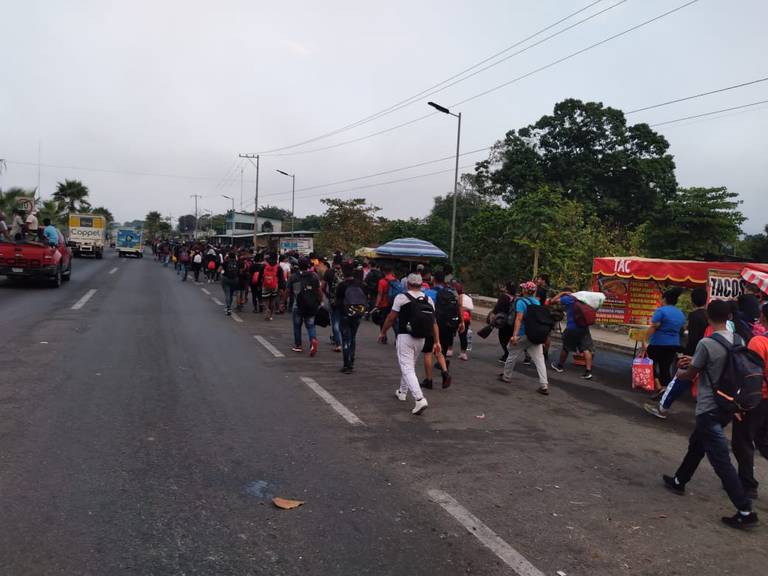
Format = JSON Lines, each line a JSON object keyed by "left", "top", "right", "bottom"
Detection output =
{"left": 412, "top": 397, "right": 428, "bottom": 415}
{"left": 446, "top": 349, "right": 453, "bottom": 358}
{"left": 459, "top": 352, "right": 468, "bottom": 361}
{"left": 395, "top": 390, "right": 407, "bottom": 402}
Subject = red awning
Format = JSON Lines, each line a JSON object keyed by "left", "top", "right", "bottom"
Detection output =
{"left": 741, "top": 267, "right": 768, "bottom": 294}
{"left": 593, "top": 257, "right": 768, "bottom": 286}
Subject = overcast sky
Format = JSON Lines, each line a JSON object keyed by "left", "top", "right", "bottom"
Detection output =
{"left": 1, "top": 0, "right": 766, "bottom": 232}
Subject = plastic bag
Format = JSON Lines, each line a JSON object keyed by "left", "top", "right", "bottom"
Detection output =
{"left": 632, "top": 353, "right": 655, "bottom": 391}
{"left": 572, "top": 291, "right": 606, "bottom": 310}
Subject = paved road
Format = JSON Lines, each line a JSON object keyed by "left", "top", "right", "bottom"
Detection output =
{"left": 0, "top": 255, "right": 765, "bottom": 575}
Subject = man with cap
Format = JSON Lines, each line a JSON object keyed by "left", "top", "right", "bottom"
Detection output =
{"left": 379, "top": 273, "right": 439, "bottom": 415}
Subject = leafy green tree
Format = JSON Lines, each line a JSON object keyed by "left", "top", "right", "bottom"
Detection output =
{"left": 737, "top": 224, "right": 768, "bottom": 262}
{"left": 315, "top": 198, "right": 380, "bottom": 255}
{"left": 0, "top": 187, "right": 36, "bottom": 216}
{"left": 642, "top": 187, "right": 745, "bottom": 259}
{"left": 297, "top": 213, "right": 324, "bottom": 231}
{"left": 91, "top": 206, "right": 114, "bottom": 224}
{"left": 177, "top": 214, "right": 197, "bottom": 233}
{"left": 257, "top": 205, "right": 293, "bottom": 221}
{"left": 158, "top": 221, "right": 172, "bottom": 237}
{"left": 144, "top": 211, "right": 163, "bottom": 239}
{"left": 37, "top": 199, "right": 66, "bottom": 227}
{"left": 473, "top": 99, "right": 677, "bottom": 228}
{"left": 53, "top": 179, "right": 91, "bottom": 213}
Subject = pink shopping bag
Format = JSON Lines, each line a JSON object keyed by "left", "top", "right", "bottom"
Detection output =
{"left": 632, "top": 353, "right": 655, "bottom": 392}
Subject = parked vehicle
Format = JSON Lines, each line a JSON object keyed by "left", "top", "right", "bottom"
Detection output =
{"left": 0, "top": 231, "right": 72, "bottom": 287}
{"left": 116, "top": 229, "right": 143, "bottom": 258}
{"left": 68, "top": 213, "right": 107, "bottom": 258}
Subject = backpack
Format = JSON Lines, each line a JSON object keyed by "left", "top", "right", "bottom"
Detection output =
{"left": 435, "top": 286, "right": 460, "bottom": 330}
{"left": 328, "top": 267, "right": 345, "bottom": 304}
{"left": 193, "top": 253, "right": 202, "bottom": 264}
{"left": 387, "top": 279, "right": 405, "bottom": 307}
{"left": 296, "top": 273, "right": 320, "bottom": 316}
{"left": 522, "top": 299, "right": 556, "bottom": 344}
{"left": 573, "top": 299, "right": 596, "bottom": 327}
{"left": 180, "top": 251, "right": 190, "bottom": 263}
{"left": 365, "top": 269, "right": 383, "bottom": 293}
{"left": 262, "top": 263, "right": 279, "bottom": 290}
{"left": 250, "top": 265, "right": 261, "bottom": 286}
{"left": 223, "top": 259, "right": 239, "bottom": 280}
{"left": 707, "top": 333, "right": 765, "bottom": 413}
{"left": 207, "top": 260, "right": 216, "bottom": 271}
{"left": 400, "top": 293, "right": 435, "bottom": 338}
{"left": 343, "top": 283, "right": 367, "bottom": 318}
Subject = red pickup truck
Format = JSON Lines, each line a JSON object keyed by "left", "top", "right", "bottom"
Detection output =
{"left": 0, "top": 230, "right": 73, "bottom": 287}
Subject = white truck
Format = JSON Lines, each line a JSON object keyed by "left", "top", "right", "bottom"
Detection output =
{"left": 68, "top": 214, "right": 107, "bottom": 259}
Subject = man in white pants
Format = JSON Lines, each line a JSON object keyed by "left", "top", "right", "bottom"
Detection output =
{"left": 499, "top": 281, "right": 550, "bottom": 395}
{"left": 379, "top": 273, "right": 441, "bottom": 415}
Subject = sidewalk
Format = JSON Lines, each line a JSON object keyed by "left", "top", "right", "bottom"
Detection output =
{"left": 471, "top": 297, "right": 637, "bottom": 356}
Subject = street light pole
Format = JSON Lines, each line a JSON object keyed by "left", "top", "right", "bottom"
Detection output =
{"left": 222, "top": 194, "right": 235, "bottom": 247}
{"left": 276, "top": 170, "right": 296, "bottom": 238}
{"left": 428, "top": 101, "right": 462, "bottom": 266}
{"left": 190, "top": 194, "right": 202, "bottom": 239}
{"left": 239, "top": 154, "right": 260, "bottom": 249}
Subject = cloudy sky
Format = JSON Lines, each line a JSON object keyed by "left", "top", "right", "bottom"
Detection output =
{"left": 1, "top": 0, "right": 766, "bottom": 232}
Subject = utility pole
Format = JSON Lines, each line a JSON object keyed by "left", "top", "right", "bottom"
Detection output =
{"left": 239, "top": 154, "right": 260, "bottom": 249}
{"left": 190, "top": 194, "right": 202, "bottom": 239}
{"left": 239, "top": 166, "right": 244, "bottom": 210}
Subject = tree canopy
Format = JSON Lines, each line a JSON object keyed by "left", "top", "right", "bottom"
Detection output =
{"left": 257, "top": 205, "right": 293, "bottom": 221}
{"left": 315, "top": 198, "right": 381, "bottom": 255}
{"left": 53, "top": 179, "right": 91, "bottom": 213}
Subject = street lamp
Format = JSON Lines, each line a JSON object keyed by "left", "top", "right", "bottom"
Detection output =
{"left": 222, "top": 194, "right": 235, "bottom": 247}
{"left": 428, "top": 101, "right": 462, "bottom": 266}
{"left": 276, "top": 169, "right": 296, "bottom": 238}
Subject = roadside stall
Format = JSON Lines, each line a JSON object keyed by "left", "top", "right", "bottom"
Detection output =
{"left": 364, "top": 237, "right": 448, "bottom": 270}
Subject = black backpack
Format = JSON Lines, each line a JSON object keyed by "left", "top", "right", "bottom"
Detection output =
{"left": 343, "top": 283, "right": 367, "bottom": 318}
{"left": 296, "top": 273, "right": 320, "bottom": 316}
{"left": 365, "top": 269, "right": 383, "bottom": 293}
{"left": 707, "top": 333, "right": 765, "bottom": 413}
{"left": 522, "top": 299, "right": 556, "bottom": 344}
{"left": 435, "top": 286, "right": 460, "bottom": 330}
{"left": 223, "top": 259, "right": 239, "bottom": 281}
{"left": 400, "top": 293, "right": 435, "bottom": 338}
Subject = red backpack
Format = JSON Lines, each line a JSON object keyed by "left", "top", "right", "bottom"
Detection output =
{"left": 573, "top": 299, "right": 596, "bottom": 327}
{"left": 262, "top": 264, "right": 279, "bottom": 290}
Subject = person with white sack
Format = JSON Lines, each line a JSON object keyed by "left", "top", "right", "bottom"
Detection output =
{"left": 550, "top": 289, "right": 605, "bottom": 380}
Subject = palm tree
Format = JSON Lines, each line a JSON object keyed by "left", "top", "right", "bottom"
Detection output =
{"left": 91, "top": 206, "right": 114, "bottom": 224}
{"left": 0, "top": 187, "right": 36, "bottom": 217}
{"left": 37, "top": 199, "right": 66, "bottom": 227}
{"left": 52, "top": 179, "right": 90, "bottom": 213}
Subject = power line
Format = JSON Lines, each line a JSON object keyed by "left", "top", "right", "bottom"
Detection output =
{"left": 650, "top": 99, "right": 768, "bottom": 127}
{"left": 263, "top": 0, "right": 700, "bottom": 157}
{"left": 256, "top": 0, "right": 625, "bottom": 155}
{"left": 627, "top": 76, "right": 768, "bottom": 114}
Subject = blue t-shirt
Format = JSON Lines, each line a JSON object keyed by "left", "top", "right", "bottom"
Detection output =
{"left": 423, "top": 287, "right": 437, "bottom": 303}
{"left": 515, "top": 296, "right": 539, "bottom": 337}
{"left": 43, "top": 225, "right": 58, "bottom": 245}
{"left": 560, "top": 294, "right": 579, "bottom": 330}
{"left": 649, "top": 305, "right": 686, "bottom": 347}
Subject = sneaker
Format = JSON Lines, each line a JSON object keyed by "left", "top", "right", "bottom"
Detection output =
{"left": 537, "top": 386, "right": 550, "bottom": 396}
{"left": 421, "top": 378, "right": 434, "bottom": 390}
{"left": 412, "top": 397, "right": 428, "bottom": 415}
{"left": 442, "top": 371, "right": 452, "bottom": 389}
{"left": 550, "top": 362, "right": 564, "bottom": 373}
{"left": 721, "top": 511, "right": 759, "bottom": 530}
{"left": 459, "top": 352, "right": 468, "bottom": 361}
{"left": 581, "top": 371, "right": 593, "bottom": 380}
{"left": 225, "top": 308, "right": 232, "bottom": 316}
{"left": 498, "top": 356, "right": 507, "bottom": 365}
{"left": 523, "top": 358, "right": 532, "bottom": 366}
{"left": 291, "top": 346, "right": 303, "bottom": 353}
{"left": 333, "top": 346, "right": 342, "bottom": 353}
{"left": 395, "top": 389, "right": 407, "bottom": 402}
{"left": 340, "top": 366, "right": 352, "bottom": 374}
{"left": 662, "top": 474, "right": 685, "bottom": 495}
{"left": 309, "top": 338, "right": 318, "bottom": 357}
{"left": 644, "top": 403, "right": 668, "bottom": 419}
{"left": 498, "top": 373, "right": 512, "bottom": 383}
{"left": 446, "top": 349, "right": 453, "bottom": 358}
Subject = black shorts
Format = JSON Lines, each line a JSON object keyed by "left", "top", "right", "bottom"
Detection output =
{"left": 562, "top": 327, "right": 593, "bottom": 353}
{"left": 422, "top": 335, "right": 435, "bottom": 354}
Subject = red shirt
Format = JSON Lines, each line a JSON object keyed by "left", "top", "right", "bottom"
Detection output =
{"left": 377, "top": 273, "right": 395, "bottom": 308}
{"left": 747, "top": 335, "right": 768, "bottom": 399}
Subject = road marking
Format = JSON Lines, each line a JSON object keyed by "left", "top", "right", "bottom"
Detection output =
{"left": 201, "top": 288, "right": 211, "bottom": 295}
{"left": 71, "top": 289, "right": 98, "bottom": 310}
{"left": 426, "top": 489, "right": 545, "bottom": 576}
{"left": 212, "top": 297, "right": 224, "bottom": 306}
{"left": 231, "top": 312, "right": 244, "bottom": 323}
{"left": 300, "top": 376, "right": 364, "bottom": 426}
{"left": 109, "top": 267, "right": 118, "bottom": 275}
{"left": 254, "top": 335, "right": 285, "bottom": 358}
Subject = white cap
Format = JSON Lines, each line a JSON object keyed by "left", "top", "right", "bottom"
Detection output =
{"left": 407, "top": 273, "right": 423, "bottom": 286}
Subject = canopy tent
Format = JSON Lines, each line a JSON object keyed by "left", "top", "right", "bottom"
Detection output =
{"left": 374, "top": 238, "right": 448, "bottom": 260}
{"left": 592, "top": 257, "right": 768, "bottom": 287}
{"left": 741, "top": 267, "right": 768, "bottom": 294}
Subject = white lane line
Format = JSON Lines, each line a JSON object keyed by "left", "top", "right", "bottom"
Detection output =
{"left": 71, "top": 289, "right": 98, "bottom": 310}
{"left": 109, "top": 267, "right": 118, "bottom": 275}
{"left": 427, "top": 489, "right": 545, "bottom": 576}
{"left": 201, "top": 288, "right": 211, "bottom": 295}
{"left": 211, "top": 297, "right": 224, "bottom": 306}
{"left": 254, "top": 335, "right": 285, "bottom": 358}
{"left": 300, "top": 376, "right": 364, "bottom": 426}
{"left": 231, "top": 312, "right": 244, "bottom": 323}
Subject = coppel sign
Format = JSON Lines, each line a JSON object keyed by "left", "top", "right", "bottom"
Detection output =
{"left": 708, "top": 269, "right": 746, "bottom": 302}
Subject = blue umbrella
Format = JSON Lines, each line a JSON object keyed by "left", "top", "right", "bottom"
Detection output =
{"left": 375, "top": 238, "right": 448, "bottom": 259}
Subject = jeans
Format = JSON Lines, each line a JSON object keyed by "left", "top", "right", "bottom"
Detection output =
{"left": 675, "top": 409, "right": 752, "bottom": 511}
{"left": 660, "top": 377, "right": 691, "bottom": 410}
{"left": 331, "top": 308, "right": 342, "bottom": 346}
{"left": 459, "top": 319, "right": 471, "bottom": 351}
{"left": 731, "top": 400, "right": 768, "bottom": 493}
{"left": 181, "top": 263, "right": 189, "bottom": 281}
{"left": 292, "top": 307, "right": 317, "bottom": 348}
{"left": 222, "top": 281, "right": 236, "bottom": 311}
{"left": 341, "top": 315, "right": 361, "bottom": 368}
